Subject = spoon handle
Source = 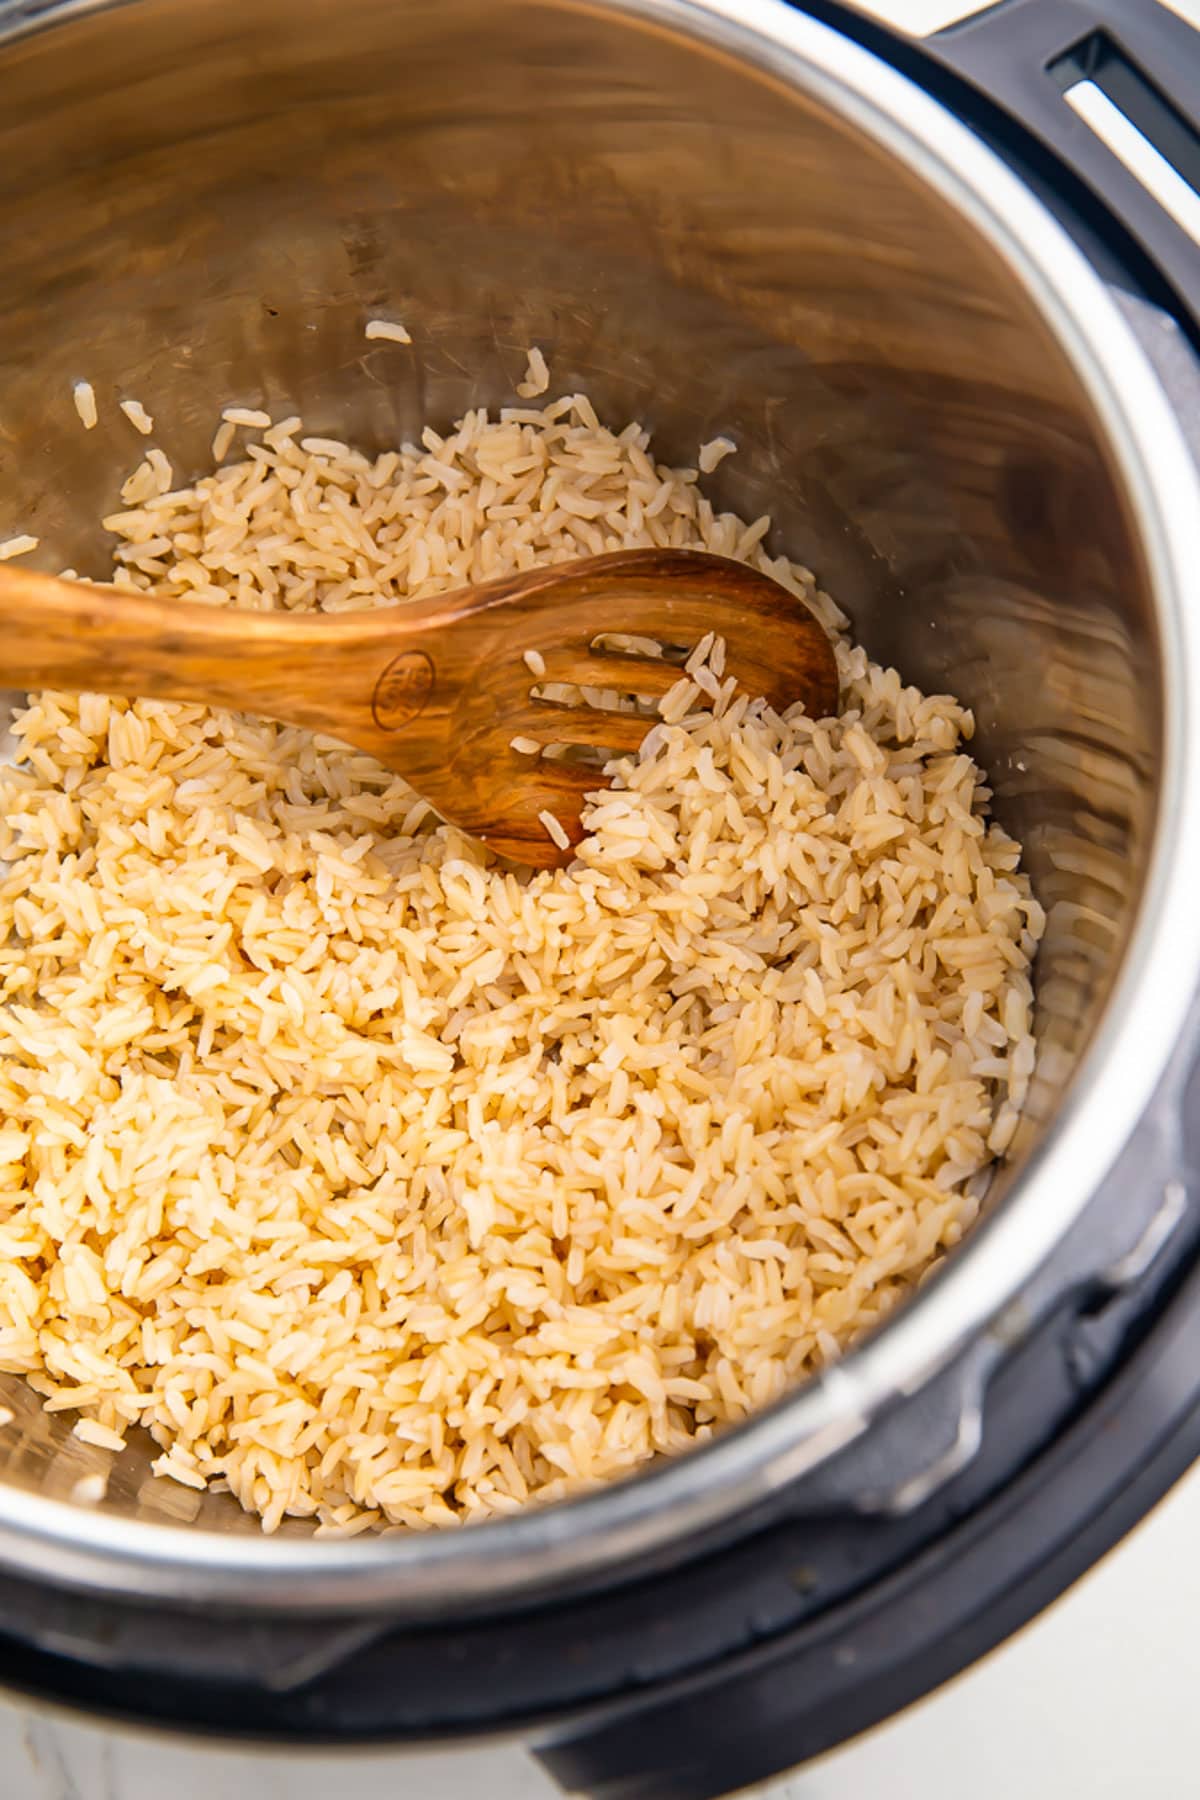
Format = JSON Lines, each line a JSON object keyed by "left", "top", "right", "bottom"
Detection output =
{"left": 0, "top": 563, "right": 428, "bottom": 753}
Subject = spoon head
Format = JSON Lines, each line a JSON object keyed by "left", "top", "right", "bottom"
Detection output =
{"left": 390, "top": 549, "right": 840, "bottom": 868}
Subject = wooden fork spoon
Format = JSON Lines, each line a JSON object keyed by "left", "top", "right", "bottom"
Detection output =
{"left": 0, "top": 548, "right": 838, "bottom": 866}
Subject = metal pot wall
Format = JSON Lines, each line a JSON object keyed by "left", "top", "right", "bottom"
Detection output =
{"left": 0, "top": 0, "right": 1198, "bottom": 1639}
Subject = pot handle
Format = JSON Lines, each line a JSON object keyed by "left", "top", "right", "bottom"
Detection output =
{"left": 839, "top": 0, "right": 1200, "bottom": 328}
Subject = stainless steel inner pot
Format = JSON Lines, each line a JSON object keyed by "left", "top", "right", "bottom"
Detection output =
{"left": 0, "top": 0, "right": 1198, "bottom": 1614}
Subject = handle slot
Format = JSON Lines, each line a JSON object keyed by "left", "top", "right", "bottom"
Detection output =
{"left": 1052, "top": 31, "right": 1200, "bottom": 247}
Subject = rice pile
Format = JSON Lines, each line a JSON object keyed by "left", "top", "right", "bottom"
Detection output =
{"left": 0, "top": 381, "right": 1042, "bottom": 1533}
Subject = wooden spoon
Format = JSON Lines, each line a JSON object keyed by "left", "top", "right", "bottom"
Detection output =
{"left": 0, "top": 548, "right": 838, "bottom": 867}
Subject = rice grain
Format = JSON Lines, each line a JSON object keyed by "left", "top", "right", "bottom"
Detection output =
{"left": 120, "top": 399, "right": 155, "bottom": 436}
{"left": 365, "top": 319, "right": 412, "bottom": 344}
{"left": 0, "top": 536, "right": 38, "bottom": 561}
{"left": 538, "top": 808, "right": 571, "bottom": 850}
{"left": 72, "top": 382, "right": 98, "bottom": 430}
{"left": 516, "top": 346, "right": 550, "bottom": 398}
{"left": 698, "top": 435, "right": 736, "bottom": 473}
{"left": 0, "top": 380, "right": 1042, "bottom": 1534}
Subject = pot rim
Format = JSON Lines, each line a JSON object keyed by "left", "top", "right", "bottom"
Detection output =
{"left": 2, "top": 0, "right": 1199, "bottom": 1613}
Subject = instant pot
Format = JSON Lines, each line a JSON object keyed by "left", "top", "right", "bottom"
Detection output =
{"left": 0, "top": 0, "right": 1199, "bottom": 1792}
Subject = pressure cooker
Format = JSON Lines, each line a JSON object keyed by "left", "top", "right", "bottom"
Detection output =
{"left": 0, "top": 0, "right": 1198, "bottom": 1793}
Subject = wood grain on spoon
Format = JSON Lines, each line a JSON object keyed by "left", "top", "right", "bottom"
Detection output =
{"left": 0, "top": 549, "right": 838, "bottom": 866}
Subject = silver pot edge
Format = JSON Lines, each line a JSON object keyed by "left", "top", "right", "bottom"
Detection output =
{"left": 0, "top": 0, "right": 1197, "bottom": 1613}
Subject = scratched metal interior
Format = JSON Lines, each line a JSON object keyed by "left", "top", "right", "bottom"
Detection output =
{"left": 0, "top": 0, "right": 1162, "bottom": 1533}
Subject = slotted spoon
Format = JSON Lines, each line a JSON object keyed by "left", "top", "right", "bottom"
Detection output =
{"left": 0, "top": 547, "right": 838, "bottom": 866}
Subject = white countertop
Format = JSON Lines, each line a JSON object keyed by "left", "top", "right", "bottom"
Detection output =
{"left": 6, "top": 1461, "right": 1200, "bottom": 1797}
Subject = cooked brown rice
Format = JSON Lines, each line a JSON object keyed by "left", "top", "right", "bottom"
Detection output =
{"left": 0, "top": 535, "right": 39, "bottom": 561}
{"left": 516, "top": 346, "right": 550, "bottom": 399}
{"left": 698, "top": 435, "right": 736, "bottom": 474}
{"left": 365, "top": 319, "right": 413, "bottom": 345}
{"left": 0, "top": 379, "right": 1042, "bottom": 1534}
{"left": 119, "top": 399, "right": 155, "bottom": 437}
{"left": 72, "top": 380, "right": 98, "bottom": 430}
